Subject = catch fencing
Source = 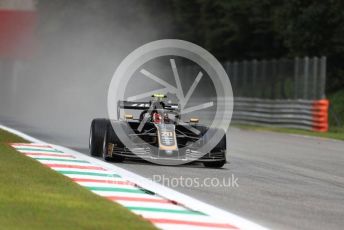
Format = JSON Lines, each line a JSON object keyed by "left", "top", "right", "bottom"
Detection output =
{"left": 225, "top": 56, "right": 326, "bottom": 100}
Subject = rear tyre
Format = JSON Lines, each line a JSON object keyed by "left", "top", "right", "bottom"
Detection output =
{"left": 89, "top": 119, "right": 109, "bottom": 157}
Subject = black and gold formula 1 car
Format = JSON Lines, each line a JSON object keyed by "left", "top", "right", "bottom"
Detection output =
{"left": 89, "top": 94, "right": 226, "bottom": 168}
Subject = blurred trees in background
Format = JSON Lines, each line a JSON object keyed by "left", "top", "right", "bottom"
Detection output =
{"left": 167, "top": 0, "right": 344, "bottom": 93}
{"left": 36, "top": 0, "right": 344, "bottom": 93}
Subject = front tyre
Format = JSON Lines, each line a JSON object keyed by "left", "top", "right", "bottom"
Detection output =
{"left": 89, "top": 119, "right": 108, "bottom": 157}
{"left": 203, "top": 160, "right": 226, "bottom": 168}
{"left": 203, "top": 131, "right": 227, "bottom": 168}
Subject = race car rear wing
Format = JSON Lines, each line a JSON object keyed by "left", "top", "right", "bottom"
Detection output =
{"left": 118, "top": 101, "right": 151, "bottom": 110}
{"left": 117, "top": 101, "right": 180, "bottom": 119}
{"left": 118, "top": 101, "right": 180, "bottom": 110}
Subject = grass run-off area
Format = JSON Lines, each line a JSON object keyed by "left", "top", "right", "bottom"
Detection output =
{"left": 234, "top": 124, "right": 344, "bottom": 141}
{"left": 0, "top": 128, "right": 155, "bottom": 230}
{"left": 329, "top": 88, "right": 344, "bottom": 128}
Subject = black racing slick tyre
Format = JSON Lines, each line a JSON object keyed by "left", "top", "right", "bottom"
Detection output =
{"left": 203, "top": 160, "right": 226, "bottom": 168}
{"left": 211, "top": 132, "right": 226, "bottom": 152}
{"left": 89, "top": 119, "right": 109, "bottom": 157}
{"left": 203, "top": 130, "right": 227, "bottom": 168}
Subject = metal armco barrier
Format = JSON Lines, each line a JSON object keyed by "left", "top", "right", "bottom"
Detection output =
{"left": 232, "top": 98, "right": 329, "bottom": 132}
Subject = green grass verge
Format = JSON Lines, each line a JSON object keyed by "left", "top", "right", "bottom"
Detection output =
{"left": 329, "top": 88, "right": 344, "bottom": 128}
{"left": 233, "top": 124, "right": 344, "bottom": 141}
{"left": 0, "top": 128, "right": 156, "bottom": 230}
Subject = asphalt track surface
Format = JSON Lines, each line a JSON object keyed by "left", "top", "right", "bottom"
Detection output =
{"left": 1, "top": 118, "right": 344, "bottom": 230}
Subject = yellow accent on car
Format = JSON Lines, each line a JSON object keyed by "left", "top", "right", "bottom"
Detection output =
{"left": 190, "top": 118, "right": 199, "bottom": 123}
{"left": 153, "top": 93, "right": 166, "bottom": 98}
{"left": 124, "top": 114, "right": 133, "bottom": 120}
